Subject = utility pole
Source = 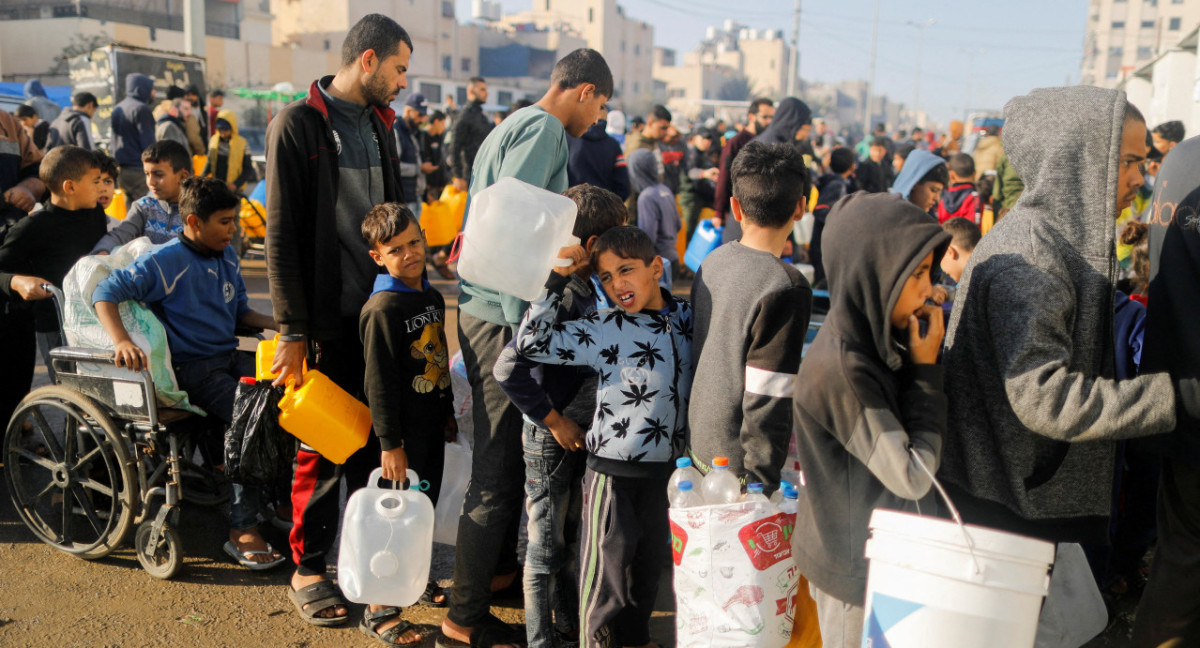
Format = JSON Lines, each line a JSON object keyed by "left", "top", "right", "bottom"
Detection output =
{"left": 788, "top": 0, "right": 801, "bottom": 97}
{"left": 906, "top": 18, "right": 935, "bottom": 127}
{"left": 862, "top": 0, "right": 879, "bottom": 138}
{"left": 183, "top": 0, "right": 206, "bottom": 58}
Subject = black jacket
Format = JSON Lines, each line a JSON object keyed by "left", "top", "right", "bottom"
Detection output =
{"left": 264, "top": 76, "right": 404, "bottom": 340}
{"left": 449, "top": 99, "right": 492, "bottom": 181}
{"left": 50, "top": 109, "right": 91, "bottom": 150}
{"left": 566, "top": 120, "right": 630, "bottom": 200}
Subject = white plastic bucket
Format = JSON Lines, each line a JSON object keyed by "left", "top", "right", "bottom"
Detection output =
{"left": 861, "top": 508, "right": 1056, "bottom": 648}
{"left": 456, "top": 176, "right": 579, "bottom": 301}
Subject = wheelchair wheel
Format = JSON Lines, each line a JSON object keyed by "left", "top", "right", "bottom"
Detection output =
{"left": 3, "top": 386, "right": 137, "bottom": 560}
{"left": 135, "top": 519, "right": 183, "bottom": 579}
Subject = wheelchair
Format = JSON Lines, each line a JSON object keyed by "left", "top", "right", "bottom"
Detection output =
{"left": 2, "top": 286, "right": 248, "bottom": 579}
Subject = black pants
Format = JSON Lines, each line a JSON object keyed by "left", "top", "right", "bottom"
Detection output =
{"left": 446, "top": 311, "right": 525, "bottom": 627}
{"left": 287, "top": 316, "right": 380, "bottom": 577}
{"left": 1133, "top": 458, "right": 1200, "bottom": 647}
{"left": 0, "top": 309, "right": 37, "bottom": 430}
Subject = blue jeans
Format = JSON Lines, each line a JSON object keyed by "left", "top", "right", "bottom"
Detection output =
{"left": 523, "top": 421, "right": 586, "bottom": 648}
{"left": 173, "top": 350, "right": 263, "bottom": 531}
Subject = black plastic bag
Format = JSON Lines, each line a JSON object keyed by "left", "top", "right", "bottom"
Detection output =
{"left": 225, "top": 379, "right": 291, "bottom": 484}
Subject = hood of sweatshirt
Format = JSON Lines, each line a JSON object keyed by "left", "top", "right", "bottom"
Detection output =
{"left": 582, "top": 120, "right": 609, "bottom": 141}
{"left": 216, "top": 108, "right": 239, "bottom": 137}
{"left": 24, "top": 79, "right": 47, "bottom": 99}
{"left": 891, "top": 149, "right": 945, "bottom": 200}
{"left": 752, "top": 97, "right": 811, "bottom": 146}
{"left": 822, "top": 192, "right": 950, "bottom": 370}
{"left": 628, "top": 148, "right": 658, "bottom": 195}
{"left": 125, "top": 74, "right": 154, "bottom": 104}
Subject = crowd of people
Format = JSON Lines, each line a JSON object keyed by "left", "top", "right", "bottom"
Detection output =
{"left": 5, "top": 11, "right": 1200, "bottom": 648}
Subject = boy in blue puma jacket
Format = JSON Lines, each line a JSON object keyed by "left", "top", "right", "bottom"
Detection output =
{"left": 513, "top": 225, "right": 692, "bottom": 648}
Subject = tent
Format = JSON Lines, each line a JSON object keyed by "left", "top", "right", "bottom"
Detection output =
{"left": 0, "top": 82, "right": 71, "bottom": 108}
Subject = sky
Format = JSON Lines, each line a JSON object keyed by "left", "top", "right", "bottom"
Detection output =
{"left": 455, "top": 0, "right": 1088, "bottom": 125}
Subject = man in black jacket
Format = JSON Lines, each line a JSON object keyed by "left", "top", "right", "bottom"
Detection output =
{"left": 449, "top": 76, "right": 492, "bottom": 191}
{"left": 49, "top": 93, "right": 97, "bottom": 151}
{"left": 566, "top": 103, "right": 629, "bottom": 199}
{"left": 264, "top": 14, "right": 415, "bottom": 640}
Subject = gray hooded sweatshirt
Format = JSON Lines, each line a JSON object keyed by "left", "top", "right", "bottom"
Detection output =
{"left": 791, "top": 192, "right": 951, "bottom": 604}
{"left": 940, "top": 86, "right": 1190, "bottom": 544}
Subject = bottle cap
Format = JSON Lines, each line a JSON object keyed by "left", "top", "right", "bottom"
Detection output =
{"left": 713, "top": 456, "right": 729, "bottom": 468}
{"left": 679, "top": 480, "right": 693, "bottom": 490}
{"left": 784, "top": 486, "right": 798, "bottom": 499}
{"left": 747, "top": 482, "right": 764, "bottom": 493}
{"left": 676, "top": 457, "right": 692, "bottom": 468}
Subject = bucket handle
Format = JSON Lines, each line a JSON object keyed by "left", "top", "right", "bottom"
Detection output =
{"left": 907, "top": 445, "right": 985, "bottom": 577}
{"left": 448, "top": 232, "right": 465, "bottom": 264}
{"left": 553, "top": 236, "right": 583, "bottom": 268}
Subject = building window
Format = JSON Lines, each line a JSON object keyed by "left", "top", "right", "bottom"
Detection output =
{"left": 498, "top": 91, "right": 513, "bottom": 106}
{"left": 457, "top": 86, "right": 468, "bottom": 105}
{"left": 620, "top": 40, "right": 626, "bottom": 52}
{"left": 323, "top": 39, "right": 331, "bottom": 51}
{"left": 442, "top": 55, "right": 452, "bottom": 73}
{"left": 1173, "top": 0, "right": 1183, "bottom": 4}
{"left": 420, "top": 82, "right": 442, "bottom": 100}
{"left": 1112, "top": 21, "right": 1126, "bottom": 29}
{"left": 1170, "top": 17, "right": 1182, "bottom": 29}
{"left": 588, "top": 8, "right": 593, "bottom": 22}
{"left": 461, "top": 57, "right": 471, "bottom": 72}
{"left": 1138, "top": 46, "right": 1154, "bottom": 59}
{"left": 441, "top": 1, "right": 454, "bottom": 18}
{"left": 1141, "top": 20, "right": 1155, "bottom": 28}
{"left": 545, "top": 0, "right": 550, "bottom": 9}
{"left": 1109, "top": 46, "right": 1124, "bottom": 55}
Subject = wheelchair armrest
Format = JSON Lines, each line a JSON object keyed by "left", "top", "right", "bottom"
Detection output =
{"left": 50, "top": 346, "right": 118, "bottom": 363}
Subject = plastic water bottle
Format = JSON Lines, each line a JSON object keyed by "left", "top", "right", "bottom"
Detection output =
{"left": 670, "top": 480, "right": 705, "bottom": 509}
{"left": 702, "top": 456, "right": 742, "bottom": 505}
{"left": 742, "top": 483, "right": 769, "bottom": 504}
{"left": 779, "top": 486, "right": 799, "bottom": 514}
{"left": 667, "top": 457, "right": 705, "bottom": 502}
{"left": 769, "top": 480, "right": 795, "bottom": 507}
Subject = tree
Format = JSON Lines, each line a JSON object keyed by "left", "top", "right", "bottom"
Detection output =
{"left": 47, "top": 34, "right": 112, "bottom": 76}
{"left": 717, "top": 75, "right": 756, "bottom": 102}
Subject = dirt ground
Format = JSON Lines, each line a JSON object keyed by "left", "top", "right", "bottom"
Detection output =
{"left": 0, "top": 260, "right": 1136, "bottom": 647}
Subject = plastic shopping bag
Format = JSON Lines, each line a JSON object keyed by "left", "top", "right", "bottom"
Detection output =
{"left": 433, "top": 431, "right": 471, "bottom": 545}
{"left": 670, "top": 501, "right": 801, "bottom": 648}
{"left": 225, "top": 378, "right": 292, "bottom": 484}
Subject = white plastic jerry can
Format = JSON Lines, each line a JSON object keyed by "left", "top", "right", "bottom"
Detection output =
{"left": 338, "top": 468, "right": 435, "bottom": 605}
{"left": 456, "top": 176, "right": 580, "bottom": 301}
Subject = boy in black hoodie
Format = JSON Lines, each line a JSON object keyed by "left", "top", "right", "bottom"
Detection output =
{"left": 791, "top": 192, "right": 950, "bottom": 648}
{"left": 0, "top": 146, "right": 106, "bottom": 424}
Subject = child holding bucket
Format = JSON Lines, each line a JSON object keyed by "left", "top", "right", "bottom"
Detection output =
{"left": 789, "top": 192, "right": 950, "bottom": 647}
{"left": 358, "top": 202, "right": 457, "bottom": 646}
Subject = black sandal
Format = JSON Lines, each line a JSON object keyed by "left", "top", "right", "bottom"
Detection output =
{"left": 286, "top": 580, "right": 349, "bottom": 627}
{"left": 360, "top": 606, "right": 422, "bottom": 646}
{"left": 419, "top": 580, "right": 449, "bottom": 607}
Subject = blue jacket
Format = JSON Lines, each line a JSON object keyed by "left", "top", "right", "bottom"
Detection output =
{"left": 394, "top": 117, "right": 424, "bottom": 202}
{"left": 92, "top": 236, "right": 251, "bottom": 362}
{"left": 111, "top": 74, "right": 156, "bottom": 167}
{"left": 513, "top": 273, "right": 693, "bottom": 477}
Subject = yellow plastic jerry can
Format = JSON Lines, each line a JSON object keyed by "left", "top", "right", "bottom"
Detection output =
{"left": 276, "top": 369, "right": 371, "bottom": 464}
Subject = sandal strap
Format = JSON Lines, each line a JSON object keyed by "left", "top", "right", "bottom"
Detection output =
{"left": 379, "top": 620, "right": 416, "bottom": 644}
{"left": 292, "top": 580, "right": 348, "bottom": 612}
{"left": 364, "top": 606, "right": 403, "bottom": 624}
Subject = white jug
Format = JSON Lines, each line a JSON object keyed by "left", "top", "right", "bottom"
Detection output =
{"left": 338, "top": 468, "right": 434, "bottom": 605}
{"left": 457, "top": 176, "right": 579, "bottom": 301}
